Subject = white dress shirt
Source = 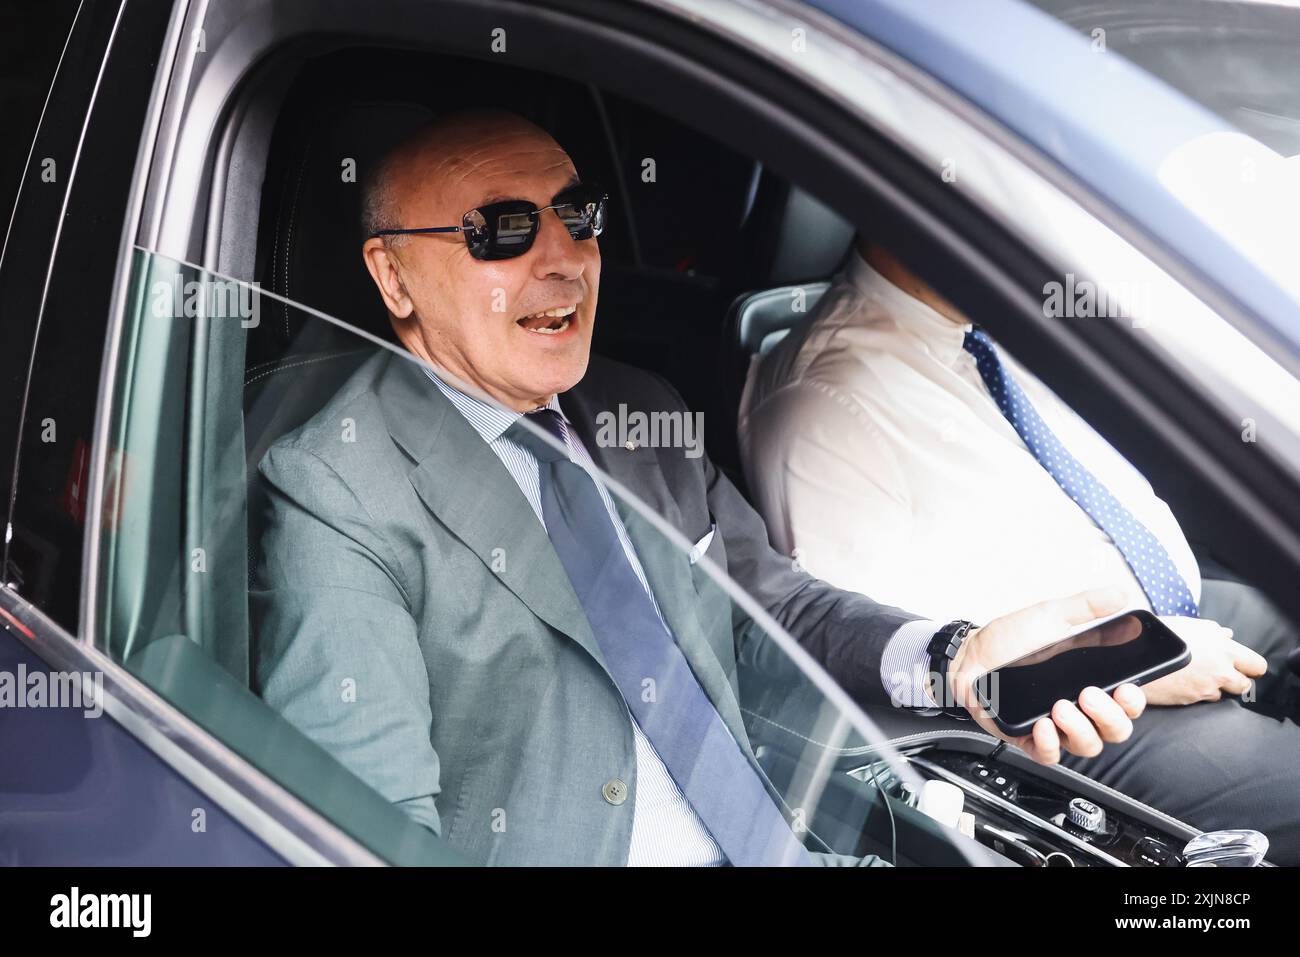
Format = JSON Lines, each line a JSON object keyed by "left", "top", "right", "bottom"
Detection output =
{"left": 425, "top": 369, "right": 725, "bottom": 866}
{"left": 739, "top": 253, "right": 1201, "bottom": 638}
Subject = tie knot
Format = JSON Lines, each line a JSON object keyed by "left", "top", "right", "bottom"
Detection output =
{"left": 506, "top": 407, "right": 570, "bottom": 463}
{"left": 962, "top": 325, "right": 995, "bottom": 358}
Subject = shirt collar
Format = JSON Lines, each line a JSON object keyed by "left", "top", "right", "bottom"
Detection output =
{"left": 424, "top": 367, "right": 563, "bottom": 443}
{"left": 843, "top": 249, "right": 973, "bottom": 368}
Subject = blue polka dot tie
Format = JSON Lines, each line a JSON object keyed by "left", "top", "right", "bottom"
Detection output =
{"left": 962, "top": 327, "right": 1198, "bottom": 617}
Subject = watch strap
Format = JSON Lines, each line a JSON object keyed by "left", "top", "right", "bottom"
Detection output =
{"left": 927, "top": 620, "right": 977, "bottom": 719}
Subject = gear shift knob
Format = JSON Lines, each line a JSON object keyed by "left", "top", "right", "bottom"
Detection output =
{"left": 1182, "top": 829, "right": 1269, "bottom": 867}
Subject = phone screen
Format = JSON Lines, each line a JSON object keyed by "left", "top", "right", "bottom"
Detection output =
{"left": 975, "top": 611, "right": 1188, "bottom": 732}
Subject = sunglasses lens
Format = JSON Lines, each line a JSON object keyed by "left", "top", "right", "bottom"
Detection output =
{"left": 462, "top": 208, "right": 493, "bottom": 258}
{"left": 463, "top": 201, "right": 536, "bottom": 260}
{"left": 464, "top": 190, "right": 606, "bottom": 260}
{"left": 495, "top": 210, "right": 537, "bottom": 252}
{"left": 555, "top": 189, "right": 607, "bottom": 241}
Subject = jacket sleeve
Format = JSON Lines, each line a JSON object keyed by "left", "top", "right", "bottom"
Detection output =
{"left": 704, "top": 446, "right": 922, "bottom": 707}
{"left": 637, "top": 370, "right": 925, "bottom": 709}
{"left": 251, "top": 442, "right": 443, "bottom": 834}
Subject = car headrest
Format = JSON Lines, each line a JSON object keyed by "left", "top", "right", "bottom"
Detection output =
{"left": 254, "top": 99, "right": 435, "bottom": 367}
{"left": 732, "top": 281, "right": 831, "bottom": 358}
{"left": 742, "top": 172, "right": 854, "bottom": 286}
{"left": 713, "top": 281, "right": 831, "bottom": 479}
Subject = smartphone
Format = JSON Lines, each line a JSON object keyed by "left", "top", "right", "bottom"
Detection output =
{"left": 973, "top": 609, "right": 1190, "bottom": 737}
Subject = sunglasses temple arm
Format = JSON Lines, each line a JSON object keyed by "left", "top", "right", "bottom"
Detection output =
{"left": 369, "top": 226, "right": 463, "bottom": 238}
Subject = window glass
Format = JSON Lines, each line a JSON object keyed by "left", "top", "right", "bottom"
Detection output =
{"left": 93, "top": 247, "right": 977, "bottom": 866}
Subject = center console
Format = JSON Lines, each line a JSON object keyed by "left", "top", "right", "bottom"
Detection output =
{"left": 745, "top": 679, "right": 1270, "bottom": 866}
{"left": 849, "top": 737, "right": 1195, "bottom": 866}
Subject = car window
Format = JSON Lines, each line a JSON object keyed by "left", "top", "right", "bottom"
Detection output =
{"left": 91, "top": 247, "right": 975, "bottom": 866}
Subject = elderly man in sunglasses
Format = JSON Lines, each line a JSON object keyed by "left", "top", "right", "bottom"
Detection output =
{"left": 251, "top": 109, "right": 1147, "bottom": 867}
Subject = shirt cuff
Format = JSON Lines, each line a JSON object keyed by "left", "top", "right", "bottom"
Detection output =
{"left": 881, "top": 619, "right": 942, "bottom": 713}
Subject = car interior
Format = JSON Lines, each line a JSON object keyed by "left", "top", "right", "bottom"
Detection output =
{"left": 84, "top": 12, "right": 1294, "bottom": 867}
{"left": 242, "top": 49, "right": 850, "bottom": 494}
{"left": 242, "top": 44, "right": 1268, "bottom": 578}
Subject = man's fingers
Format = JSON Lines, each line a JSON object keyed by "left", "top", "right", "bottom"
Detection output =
{"left": 1029, "top": 717, "right": 1061, "bottom": 765}
{"left": 1051, "top": 699, "right": 1103, "bottom": 757}
{"left": 1220, "top": 672, "right": 1253, "bottom": 696}
{"left": 1227, "top": 641, "right": 1268, "bottom": 679}
{"left": 1113, "top": 682, "right": 1146, "bottom": 719}
{"left": 1077, "top": 686, "right": 1134, "bottom": 743}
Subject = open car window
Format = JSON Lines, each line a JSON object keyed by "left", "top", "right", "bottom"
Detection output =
{"left": 91, "top": 246, "right": 983, "bottom": 866}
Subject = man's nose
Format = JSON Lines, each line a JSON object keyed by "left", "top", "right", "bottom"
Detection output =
{"left": 529, "top": 207, "right": 586, "bottom": 280}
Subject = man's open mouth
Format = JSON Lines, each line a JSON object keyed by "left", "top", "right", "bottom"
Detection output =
{"left": 517, "top": 304, "right": 577, "bottom": 335}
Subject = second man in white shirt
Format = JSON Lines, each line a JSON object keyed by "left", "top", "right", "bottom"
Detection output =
{"left": 741, "top": 238, "right": 1300, "bottom": 864}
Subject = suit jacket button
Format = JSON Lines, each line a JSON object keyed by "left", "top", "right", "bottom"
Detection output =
{"left": 602, "top": 778, "right": 629, "bottom": 805}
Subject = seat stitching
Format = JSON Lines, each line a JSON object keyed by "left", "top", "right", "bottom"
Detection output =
{"left": 281, "top": 146, "right": 311, "bottom": 339}
{"left": 241, "top": 348, "right": 356, "bottom": 387}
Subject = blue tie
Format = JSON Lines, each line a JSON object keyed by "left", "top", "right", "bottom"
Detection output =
{"left": 507, "top": 409, "right": 812, "bottom": 866}
{"left": 962, "top": 327, "right": 1197, "bottom": 617}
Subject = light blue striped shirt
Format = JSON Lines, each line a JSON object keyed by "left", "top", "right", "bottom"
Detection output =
{"left": 425, "top": 369, "right": 726, "bottom": 866}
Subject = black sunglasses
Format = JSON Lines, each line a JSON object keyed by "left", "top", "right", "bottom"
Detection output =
{"left": 371, "top": 182, "right": 608, "bottom": 261}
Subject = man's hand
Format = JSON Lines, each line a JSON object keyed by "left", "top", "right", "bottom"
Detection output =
{"left": 948, "top": 587, "right": 1146, "bottom": 765}
{"left": 1144, "top": 617, "right": 1265, "bottom": 706}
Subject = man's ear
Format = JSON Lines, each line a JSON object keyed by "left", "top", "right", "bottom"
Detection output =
{"left": 362, "top": 237, "right": 415, "bottom": 319}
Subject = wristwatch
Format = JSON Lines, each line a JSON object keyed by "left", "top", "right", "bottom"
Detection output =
{"left": 927, "top": 620, "right": 978, "bottom": 719}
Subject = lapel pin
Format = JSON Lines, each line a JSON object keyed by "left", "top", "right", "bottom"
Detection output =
{"left": 624, "top": 440, "right": 637, "bottom": 451}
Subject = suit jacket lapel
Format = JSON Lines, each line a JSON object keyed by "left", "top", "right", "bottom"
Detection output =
{"left": 562, "top": 382, "right": 753, "bottom": 752}
{"left": 375, "top": 353, "right": 608, "bottom": 673}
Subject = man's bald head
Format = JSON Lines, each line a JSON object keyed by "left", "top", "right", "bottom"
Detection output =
{"left": 361, "top": 110, "right": 569, "bottom": 244}
{"left": 360, "top": 108, "right": 600, "bottom": 412}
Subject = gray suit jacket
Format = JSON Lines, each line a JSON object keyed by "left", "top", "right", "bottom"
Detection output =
{"left": 252, "top": 349, "right": 917, "bottom": 865}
